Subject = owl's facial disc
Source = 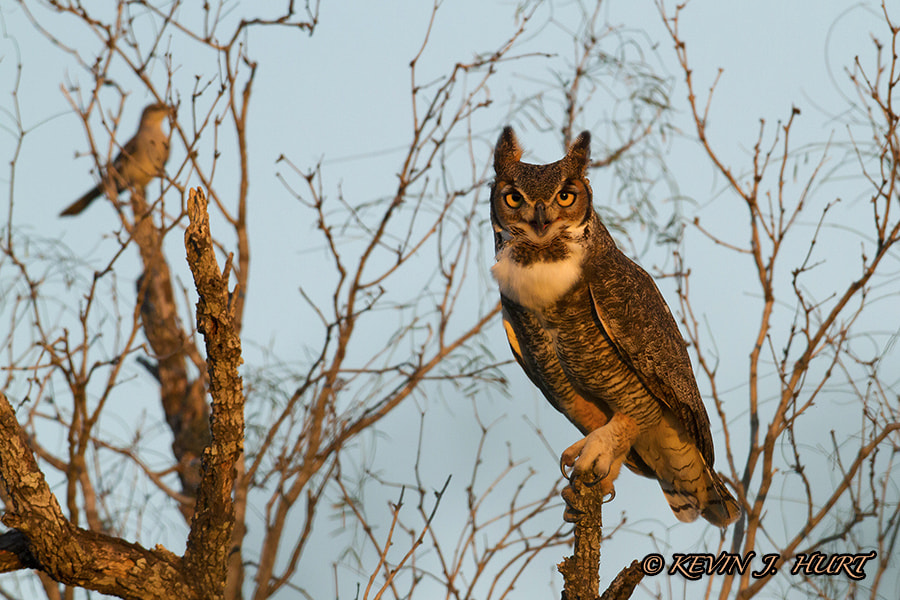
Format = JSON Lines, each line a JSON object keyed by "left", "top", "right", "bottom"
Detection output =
{"left": 531, "top": 202, "right": 551, "bottom": 236}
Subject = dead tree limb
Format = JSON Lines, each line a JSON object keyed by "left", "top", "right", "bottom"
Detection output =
{"left": 181, "top": 187, "right": 245, "bottom": 600}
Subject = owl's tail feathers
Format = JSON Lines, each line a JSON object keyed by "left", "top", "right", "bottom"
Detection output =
{"left": 60, "top": 185, "right": 103, "bottom": 217}
{"left": 700, "top": 470, "right": 741, "bottom": 527}
{"left": 660, "top": 467, "right": 741, "bottom": 528}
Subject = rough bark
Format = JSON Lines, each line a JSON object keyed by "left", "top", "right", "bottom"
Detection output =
{"left": 181, "top": 187, "right": 245, "bottom": 600}
{"left": 559, "top": 480, "right": 645, "bottom": 600}
{"left": 559, "top": 479, "right": 605, "bottom": 599}
{"left": 600, "top": 561, "right": 644, "bottom": 600}
{"left": 0, "top": 189, "right": 243, "bottom": 599}
{"left": 0, "top": 392, "right": 197, "bottom": 599}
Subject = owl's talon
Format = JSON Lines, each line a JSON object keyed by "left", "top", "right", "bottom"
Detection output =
{"left": 580, "top": 470, "right": 616, "bottom": 501}
{"left": 558, "top": 418, "right": 637, "bottom": 503}
{"left": 561, "top": 478, "right": 614, "bottom": 522}
{"left": 583, "top": 467, "right": 611, "bottom": 489}
{"left": 560, "top": 437, "right": 586, "bottom": 480}
{"left": 563, "top": 504, "right": 584, "bottom": 523}
{"left": 561, "top": 484, "right": 584, "bottom": 522}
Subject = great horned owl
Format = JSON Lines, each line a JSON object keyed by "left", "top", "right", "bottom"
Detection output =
{"left": 489, "top": 126, "right": 740, "bottom": 527}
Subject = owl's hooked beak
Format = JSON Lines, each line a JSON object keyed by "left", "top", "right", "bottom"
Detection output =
{"left": 530, "top": 202, "right": 552, "bottom": 237}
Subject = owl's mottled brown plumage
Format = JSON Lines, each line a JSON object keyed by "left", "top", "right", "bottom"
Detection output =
{"left": 490, "top": 126, "right": 740, "bottom": 527}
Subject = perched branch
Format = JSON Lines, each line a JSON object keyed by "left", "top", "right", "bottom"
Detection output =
{"left": 559, "top": 484, "right": 643, "bottom": 600}
{"left": 559, "top": 480, "right": 605, "bottom": 600}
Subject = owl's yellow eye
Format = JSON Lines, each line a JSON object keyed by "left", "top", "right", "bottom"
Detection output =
{"left": 504, "top": 192, "right": 524, "bottom": 209}
{"left": 556, "top": 190, "right": 576, "bottom": 207}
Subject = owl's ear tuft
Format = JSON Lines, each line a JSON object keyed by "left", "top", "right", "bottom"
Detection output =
{"left": 494, "top": 126, "right": 523, "bottom": 174}
{"left": 566, "top": 131, "right": 591, "bottom": 174}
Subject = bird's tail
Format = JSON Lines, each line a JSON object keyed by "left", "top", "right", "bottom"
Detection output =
{"left": 660, "top": 464, "right": 741, "bottom": 527}
{"left": 60, "top": 185, "right": 103, "bottom": 217}
{"left": 700, "top": 469, "right": 741, "bottom": 527}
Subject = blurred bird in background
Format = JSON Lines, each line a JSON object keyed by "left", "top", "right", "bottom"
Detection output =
{"left": 60, "top": 102, "right": 172, "bottom": 217}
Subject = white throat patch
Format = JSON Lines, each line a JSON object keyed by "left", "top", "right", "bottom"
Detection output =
{"left": 491, "top": 239, "right": 584, "bottom": 312}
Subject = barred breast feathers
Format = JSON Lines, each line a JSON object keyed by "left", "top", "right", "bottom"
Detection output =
{"left": 491, "top": 236, "right": 584, "bottom": 313}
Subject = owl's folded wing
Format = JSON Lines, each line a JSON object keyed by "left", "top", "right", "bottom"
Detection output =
{"left": 585, "top": 250, "right": 715, "bottom": 466}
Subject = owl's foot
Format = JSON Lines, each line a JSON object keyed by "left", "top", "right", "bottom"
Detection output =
{"left": 561, "top": 484, "right": 581, "bottom": 522}
{"left": 561, "top": 478, "right": 617, "bottom": 522}
{"left": 559, "top": 413, "right": 639, "bottom": 504}
{"left": 559, "top": 433, "right": 619, "bottom": 499}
